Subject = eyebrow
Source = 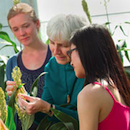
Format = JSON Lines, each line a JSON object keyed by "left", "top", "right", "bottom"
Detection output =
{"left": 11, "top": 22, "right": 30, "bottom": 29}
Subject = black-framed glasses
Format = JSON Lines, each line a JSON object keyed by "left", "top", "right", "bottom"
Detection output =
{"left": 67, "top": 48, "right": 77, "bottom": 58}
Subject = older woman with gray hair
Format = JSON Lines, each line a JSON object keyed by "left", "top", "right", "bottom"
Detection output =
{"left": 17, "top": 14, "right": 88, "bottom": 127}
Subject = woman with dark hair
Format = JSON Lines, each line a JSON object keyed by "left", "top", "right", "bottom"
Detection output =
{"left": 67, "top": 24, "right": 130, "bottom": 130}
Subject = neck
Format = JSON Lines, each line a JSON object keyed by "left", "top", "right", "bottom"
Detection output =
{"left": 23, "top": 39, "right": 47, "bottom": 53}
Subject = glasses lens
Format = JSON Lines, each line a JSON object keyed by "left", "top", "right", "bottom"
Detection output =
{"left": 67, "top": 50, "right": 71, "bottom": 58}
{"left": 67, "top": 48, "right": 76, "bottom": 58}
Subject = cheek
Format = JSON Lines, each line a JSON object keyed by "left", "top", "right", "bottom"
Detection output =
{"left": 72, "top": 55, "right": 85, "bottom": 78}
{"left": 49, "top": 44, "right": 53, "bottom": 51}
{"left": 12, "top": 31, "right": 20, "bottom": 39}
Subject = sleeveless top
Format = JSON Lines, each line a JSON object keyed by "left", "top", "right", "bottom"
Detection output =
{"left": 17, "top": 46, "right": 51, "bottom": 130}
{"left": 94, "top": 82, "right": 130, "bottom": 130}
{"left": 17, "top": 46, "right": 52, "bottom": 98}
{"left": 17, "top": 46, "right": 51, "bottom": 98}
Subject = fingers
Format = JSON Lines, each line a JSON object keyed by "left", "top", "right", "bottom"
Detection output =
{"left": 7, "top": 91, "right": 13, "bottom": 97}
{"left": 17, "top": 95, "right": 35, "bottom": 115}
{"left": 18, "top": 96, "right": 28, "bottom": 111}
{"left": 18, "top": 94, "right": 34, "bottom": 102}
{"left": 6, "top": 81, "right": 16, "bottom": 96}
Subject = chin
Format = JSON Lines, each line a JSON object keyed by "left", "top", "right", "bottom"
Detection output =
{"left": 56, "top": 59, "right": 69, "bottom": 65}
{"left": 75, "top": 72, "right": 85, "bottom": 78}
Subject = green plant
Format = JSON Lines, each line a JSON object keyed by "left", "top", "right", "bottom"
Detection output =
{"left": 36, "top": 108, "right": 78, "bottom": 130}
{"left": 82, "top": 0, "right": 130, "bottom": 79}
{"left": 13, "top": 0, "right": 20, "bottom": 5}
{"left": 82, "top": 0, "right": 92, "bottom": 24}
{"left": 0, "top": 29, "right": 21, "bottom": 91}
{"left": 0, "top": 87, "right": 7, "bottom": 123}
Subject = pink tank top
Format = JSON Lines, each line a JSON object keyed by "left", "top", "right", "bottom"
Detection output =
{"left": 94, "top": 82, "right": 130, "bottom": 130}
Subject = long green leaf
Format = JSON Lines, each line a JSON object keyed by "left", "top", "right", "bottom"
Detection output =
{"left": 8, "top": 84, "right": 23, "bottom": 112}
{"left": 0, "top": 64, "right": 5, "bottom": 88}
{"left": 0, "top": 31, "right": 19, "bottom": 53}
{"left": 30, "top": 72, "right": 47, "bottom": 96}
{"left": 82, "top": 0, "right": 92, "bottom": 23}
{"left": 0, "top": 23, "right": 2, "bottom": 30}
{"left": 51, "top": 108, "right": 79, "bottom": 130}
{"left": 0, "top": 55, "right": 8, "bottom": 64}
{"left": 5, "top": 106, "right": 16, "bottom": 130}
{"left": 0, "top": 44, "right": 14, "bottom": 51}
{"left": 111, "top": 25, "right": 118, "bottom": 35}
{"left": 36, "top": 115, "right": 52, "bottom": 130}
{"left": 119, "top": 25, "right": 128, "bottom": 36}
{"left": 22, "top": 114, "right": 34, "bottom": 130}
{"left": 6, "top": 84, "right": 24, "bottom": 130}
{"left": 49, "top": 122, "right": 67, "bottom": 130}
{"left": 123, "top": 41, "right": 130, "bottom": 62}
{"left": 116, "top": 44, "right": 124, "bottom": 63}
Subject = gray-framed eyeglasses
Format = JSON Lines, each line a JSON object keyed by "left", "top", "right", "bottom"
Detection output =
{"left": 67, "top": 48, "right": 77, "bottom": 58}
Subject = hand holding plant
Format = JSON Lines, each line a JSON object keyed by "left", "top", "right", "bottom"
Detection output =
{"left": 6, "top": 66, "right": 34, "bottom": 130}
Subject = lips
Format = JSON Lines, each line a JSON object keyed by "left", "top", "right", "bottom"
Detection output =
{"left": 56, "top": 56, "right": 66, "bottom": 60}
{"left": 21, "top": 37, "right": 29, "bottom": 41}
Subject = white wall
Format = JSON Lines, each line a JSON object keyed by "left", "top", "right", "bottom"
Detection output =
{"left": 0, "top": 0, "right": 130, "bottom": 66}
{"left": 37, "top": 0, "right": 130, "bottom": 66}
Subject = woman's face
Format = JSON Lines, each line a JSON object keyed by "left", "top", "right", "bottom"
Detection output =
{"left": 9, "top": 13, "right": 39, "bottom": 46}
{"left": 69, "top": 44, "right": 85, "bottom": 78}
{"left": 49, "top": 38, "right": 71, "bottom": 65}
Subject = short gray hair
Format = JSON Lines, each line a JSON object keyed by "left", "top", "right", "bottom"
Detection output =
{"left": 47, "top": 14, "right": 88, "bottom": 42}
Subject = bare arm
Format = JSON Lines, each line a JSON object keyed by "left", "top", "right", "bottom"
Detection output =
{"left": 77, "top": 84, "right": 102, "bottom": 130}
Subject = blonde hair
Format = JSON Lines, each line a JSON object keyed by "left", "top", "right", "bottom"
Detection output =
{"left": 7, "top": 3, "right": 38, "bottom": 24}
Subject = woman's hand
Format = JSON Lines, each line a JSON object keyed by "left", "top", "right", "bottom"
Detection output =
{"left": 6, "top": 81, "right": 17, "bottom": 96}
{"left": 17, "top": 94, "right": 51, "bottom": 115}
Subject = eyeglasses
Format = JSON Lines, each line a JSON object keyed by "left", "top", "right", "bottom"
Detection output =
{"left": 67, "top": 48, "right": 77, "bottom": 58}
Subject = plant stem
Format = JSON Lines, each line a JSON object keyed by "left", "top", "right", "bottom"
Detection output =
{"left": 104, "top": 0, "right": 110, "bottom": 30}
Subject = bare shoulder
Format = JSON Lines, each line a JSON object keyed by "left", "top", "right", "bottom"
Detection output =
{"left": 77, "top": 83, "right": 107, "bottom": 129}
{"left": 78, "top": 83, "right": 105, "bottom": 99}
{"left": 78, "top": 83, "right": 106, "bottom": 107}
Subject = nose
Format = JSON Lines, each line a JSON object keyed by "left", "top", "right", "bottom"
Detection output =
{"left": 53, "top": 45, "right": 61, "bottom": 55}
{"left": 19, "top": 28, "right": 26, "bottom": 36}
{"left": 70, "top": 61, "right": 73, "bottom": 67}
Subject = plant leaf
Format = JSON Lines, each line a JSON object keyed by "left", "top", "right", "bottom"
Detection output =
{"left": 0, "top": 64, "right": 5, "bottom": 88}
{"left": 30, "top": 72, "right": 47, "bottom": 96}
{"left": 5, "top": 106, "right": 16, "bottom": 130}
{"left": 46, "top": 39, "right": 49, "bottom": 45}
{"left": 36, "top": 115, "right": 52, "bottom": 130}
{"left": 49, "top": 122, "right": 67, "bottom": 130}
{"left": 111, "top": 25, "right": 118, "bottom": 35}
{"left": 119, "top": 25, "right": 127, "bottom": 36}
{"left": 0, "top": 31, "right": 19, "bottom": 53}
{"left": 0, "top": 23, "right": 2, "bottom": 30}
{"left": 82, "top": 0, "right": 92, "bottom": 23}
{"left": 21, "top": 114, "right": 34, "bottom": 130}
{"left": 0, "top": 55, "right": 8, "bottom": 64}
{"left": 116, "top": 44, "right": 124, "bottom": 63}
{"left": 51, "top": 108, "right": 79, "bottom": 130}
{"left": 123, "top": 41, "right": 130, "bottom": 62}
{"left": 8, "top": 84, "right": 23, "bottom": 111}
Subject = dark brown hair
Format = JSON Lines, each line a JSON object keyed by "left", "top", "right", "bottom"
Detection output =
{"left": 70, "top": 24, "right": 130, "bottom": 106}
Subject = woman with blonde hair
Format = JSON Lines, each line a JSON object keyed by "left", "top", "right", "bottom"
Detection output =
{"left": 6, "top": 3, "right": 52, "bottom": 130}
